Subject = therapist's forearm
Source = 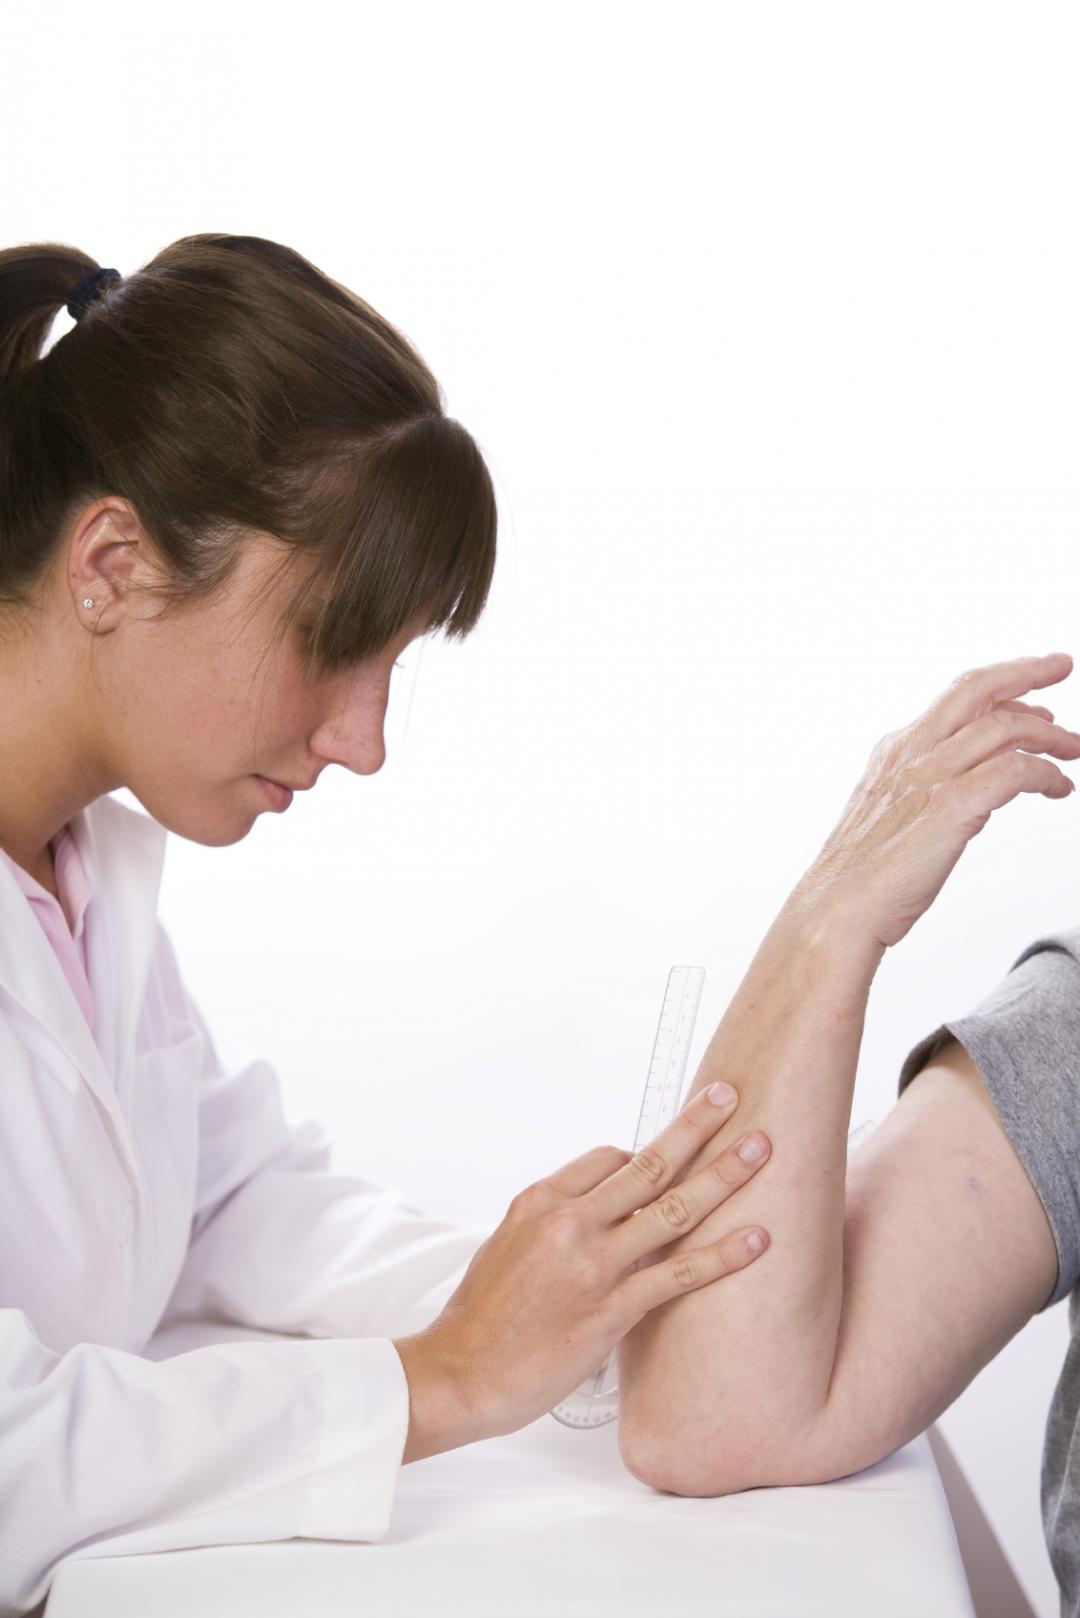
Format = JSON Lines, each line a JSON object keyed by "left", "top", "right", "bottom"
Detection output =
{"left": 616, "top": 875, "right": 885, "bottom": 1495}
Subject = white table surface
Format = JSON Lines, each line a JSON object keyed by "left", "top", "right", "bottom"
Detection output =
{"left": 44, "top": 1317, "right": 976, "bottom": 1618}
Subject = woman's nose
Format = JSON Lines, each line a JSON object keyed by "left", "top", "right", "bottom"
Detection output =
{"left": 310, "top": 682, "right": 390, "bottom": 776}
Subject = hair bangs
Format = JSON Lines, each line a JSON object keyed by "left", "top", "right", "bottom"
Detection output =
{"left": 276, "top": 413, "right": 497, "bottom": 679}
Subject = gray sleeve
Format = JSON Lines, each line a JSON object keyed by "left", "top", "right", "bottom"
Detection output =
{"left": 896, "top": 939, "right": 1080, "bottom": 1314}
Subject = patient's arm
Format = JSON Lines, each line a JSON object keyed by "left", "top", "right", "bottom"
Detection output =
{"left": 615, "top": 879, "right": 1058, "bottom": 1496}
{"left": 797, "top": 1034, "right": 1056, "bottom": 1485}
{"left": 615, "top": 888, "right": 885, "bottom": 1493}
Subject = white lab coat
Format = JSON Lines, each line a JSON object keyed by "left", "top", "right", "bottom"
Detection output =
{"left": 0, "top": 792, "right": 497, "bottom": 1617}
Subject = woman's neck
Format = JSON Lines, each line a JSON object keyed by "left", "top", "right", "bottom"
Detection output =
{"left": 28, "top": 844, "right": 60, "bottom": 901}
{"left": 0, "top": 613, "right": 114, "bottom": 876}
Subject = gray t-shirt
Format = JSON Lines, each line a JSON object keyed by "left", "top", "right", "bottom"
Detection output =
{"left": 897, "top": 926, "right": 1080, "bottom": 1616}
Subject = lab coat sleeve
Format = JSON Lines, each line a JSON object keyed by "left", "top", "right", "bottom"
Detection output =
{"left": 155, "top": 918, "right": 499, "bottom": 1344}
{"left": 0, "top": 923, "right": 501, "bottom": 1616}
{"left": 0, "top": 1306, "right": 412, "bottom": 1616}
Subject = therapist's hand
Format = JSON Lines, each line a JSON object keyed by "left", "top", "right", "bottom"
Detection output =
{"left": 795, "top": 652, "right": 1080, "bottom": 951}
{"left": 393, "top": 1080, "right": 771, "bottom": 1454}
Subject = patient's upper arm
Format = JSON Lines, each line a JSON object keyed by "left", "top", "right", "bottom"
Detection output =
{"left": 794, "top": 1033, "right": 1060, "bottom": 1486}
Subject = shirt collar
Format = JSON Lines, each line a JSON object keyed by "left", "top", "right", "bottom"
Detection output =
{"left": 0, "top": 822, "right": 94, "bottom": 941}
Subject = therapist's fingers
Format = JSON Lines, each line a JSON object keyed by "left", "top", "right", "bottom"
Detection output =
{"left": 548, "top": 1144, "right": 636, "bottom": 1199}
{"left": 605, "top": 1129, "right": 772, "bottom": 1275}
{"left": 615, "top": 1221, "right": 771, "bottom": 1328}
{"left": 568, "top": 1081, "right": 746, "bottom": 1226}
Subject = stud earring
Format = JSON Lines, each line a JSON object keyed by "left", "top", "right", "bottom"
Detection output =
{"left": 82, "top": 598, "right": 95, "bottom": 608}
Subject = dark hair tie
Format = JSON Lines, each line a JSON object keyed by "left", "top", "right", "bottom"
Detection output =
{"left": 66, "top": 265, "right": 122, "bottom": 322}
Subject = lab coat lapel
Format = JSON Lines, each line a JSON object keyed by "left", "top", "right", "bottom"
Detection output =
{"left": 0, "top": 793, "right": 166, "bottom": 1149}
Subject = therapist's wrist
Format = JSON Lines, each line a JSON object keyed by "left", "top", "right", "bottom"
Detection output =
{"left": 393, "top": 1327, "right": 491, "bottom": 1464}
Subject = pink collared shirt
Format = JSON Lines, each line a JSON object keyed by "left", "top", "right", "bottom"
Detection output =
{"left": 0, "top": 822, "right": 95, "bottom": 1034}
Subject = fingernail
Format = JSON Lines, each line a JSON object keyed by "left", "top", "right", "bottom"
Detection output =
{"left": 738, "top": 1134, "right": 767, "bottom": 1162}
{"left": 707, "top": 1082, "right": 737, "bottom": 1107}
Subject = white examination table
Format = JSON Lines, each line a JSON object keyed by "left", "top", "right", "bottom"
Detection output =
{"left": 40, "top": 1313, "right": 977, "bottom": 1617}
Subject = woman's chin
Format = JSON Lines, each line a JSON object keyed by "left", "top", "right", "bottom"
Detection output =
{"left": 128, "top": 782, "right": 263, "bottom": 847}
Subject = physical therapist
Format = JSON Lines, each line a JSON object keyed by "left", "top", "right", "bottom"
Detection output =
{"left": 0, "top": 234, "right": 783, "bottom": 1616}
{"left": 2, "top": 236, "right": 1077, "bottom": 1617}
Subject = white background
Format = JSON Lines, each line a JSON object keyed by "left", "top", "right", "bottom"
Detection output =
{"left": 14, "top": 3, "right": 1080, "bottom": 1613}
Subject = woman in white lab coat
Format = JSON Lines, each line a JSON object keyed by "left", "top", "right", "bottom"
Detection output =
{"left": 0, "top": 236, "right": 782, "bottom": 1615}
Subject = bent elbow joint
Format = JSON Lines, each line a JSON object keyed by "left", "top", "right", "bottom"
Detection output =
{"left": 618, "top": 1422, "right": 744, "bottom": 1498}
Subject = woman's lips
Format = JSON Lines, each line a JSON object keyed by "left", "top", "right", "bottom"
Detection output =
{"left": 255, "top": 775, "right": 294, "bottom": 811}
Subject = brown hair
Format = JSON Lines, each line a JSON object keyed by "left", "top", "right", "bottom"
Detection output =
{"left": 0, "top": 234, "right": 497, "bottom": 679}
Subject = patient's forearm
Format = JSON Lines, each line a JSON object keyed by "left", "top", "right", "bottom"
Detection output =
{"left": 616, "top": 878, "right": 885, "bottom": 1493}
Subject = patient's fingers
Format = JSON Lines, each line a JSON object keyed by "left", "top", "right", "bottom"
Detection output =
{"left": 999, "top": 700, "right": 1054, "bottom": 722}
{"left": 942, "top": 709, "right": 1080, "bottom": 783}
{"left": 918, "top": 653, "right": 1072, "bottom": 749}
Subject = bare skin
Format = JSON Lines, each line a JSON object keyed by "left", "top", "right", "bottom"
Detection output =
{"left": 616, "top": 654, "right": 1080, "bottom": 1495}
{"left": 0, "top": 496, "right": 427, "bottom": 884}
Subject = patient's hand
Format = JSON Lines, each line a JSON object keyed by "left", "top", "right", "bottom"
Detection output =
{"left": 796, "top": 651, "right": 1080, "bottom": 950}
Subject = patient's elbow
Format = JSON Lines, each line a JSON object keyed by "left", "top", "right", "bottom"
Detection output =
{"left": 619, "top": 1416, "right": 837, "bottom": 1498}
{"left": 618, "top": 1421, "right": 750, "bottom": 1498}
